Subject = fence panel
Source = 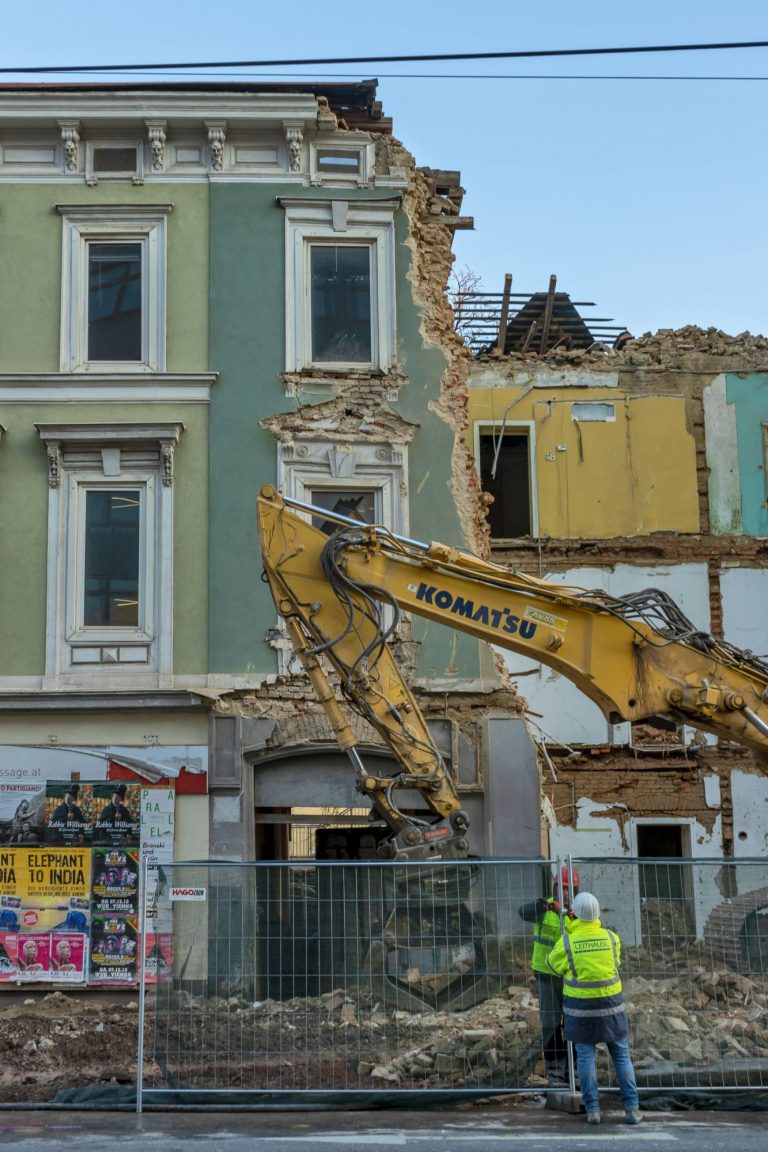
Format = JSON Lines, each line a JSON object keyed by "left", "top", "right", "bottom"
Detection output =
{"left": 137, "top": 857, "right": 768, "bottom": 1108}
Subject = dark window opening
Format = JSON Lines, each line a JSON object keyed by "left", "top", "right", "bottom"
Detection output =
{"left": 88, "top": 241, "right": 142, "bottom": 361}
{"left": 92, "top": 147, "right": 138, "bottom": 174}
{"left": 308, "top": 488, "right": 376, "bottom": 535}
{"left": 310, "top": 245, "right": 372, "bottom": 363}
{"left": 83, "top": 489, "right": 140, "bottom": 627}
{"left": 637, "top": 824, "right": 686, "bottom": 900}
{"left": 316, "top": 150, "right": 362, "bottom": 175}
{"left": 479, "top": 432, "right": 531, "bottom": 537}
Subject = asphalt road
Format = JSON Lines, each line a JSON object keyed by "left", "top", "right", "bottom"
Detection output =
{"left": 0, "top": 1106, "right": 766, "bottom": 1151}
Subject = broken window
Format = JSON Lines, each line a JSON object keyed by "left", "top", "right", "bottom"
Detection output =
{"left": 308, "top": 488, "right": 377, "bottom": 534}
{"left": 479, "top": 431, "right": 532, "bottom": 538}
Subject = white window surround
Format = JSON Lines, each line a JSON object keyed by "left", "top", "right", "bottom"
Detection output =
{"left": 85, "top": 141, "right": 144, "bottom": 184}
{"left": 473, "top": 419, "right": 539, "bottom": 538}
{"left": 277, "top": 439, "right": 408, "bottom": 533}
{"left": 273, "top": 438, "right": 408, "bottom": 672}
{"left": 36, "top": 421, "right": 183, "bottom": 688}
{"left": 57, "top": 203, "right": 172, "bottom": 374}
{"left": 280, "top": 197, "right": 398, "bottom": 373}
{"left": 309, "top": 135, "right": 376, "bottom": 187}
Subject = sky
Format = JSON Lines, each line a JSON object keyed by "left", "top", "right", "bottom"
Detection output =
{"left": 4, "top": 1, "right": 768, "bottom": 337}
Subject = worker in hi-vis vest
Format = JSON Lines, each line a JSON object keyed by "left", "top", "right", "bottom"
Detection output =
{"left": 518, "top": 865, "right": 579, "bottom": 1085}
{"left": 546, "top": 891, "right": 642, "bottom": 1126}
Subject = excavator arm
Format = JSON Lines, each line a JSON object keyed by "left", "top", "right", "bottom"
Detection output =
{"left": 258, "top": 485, "right": 768, "bottom": 858}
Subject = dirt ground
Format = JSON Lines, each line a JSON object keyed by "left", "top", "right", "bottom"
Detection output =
{"left": 0, "top": 991, "right": 143, "bottom": 1103}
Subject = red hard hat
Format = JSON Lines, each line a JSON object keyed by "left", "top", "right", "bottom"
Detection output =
{"left": 557, "top": 865, "right": 580, "bottom": 888}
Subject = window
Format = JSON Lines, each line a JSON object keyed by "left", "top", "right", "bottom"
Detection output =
{"left": 281, "top": 198, "right": 397, "bottom": 372}
{"left": 636, "top": 823, "right": 689, "bottom": 900}
{"left": 58, "top": 204, "right": 171, "bottom": 372}
{"left": 272, "top": 437, "right": 409, "bottom": 672}
{"left": 572, "top": 401, "right": 616, "bottom": 422}
{"left": 82, "top": 489, "right": 141, "bottom": 627}
{"left": 310, "top": 245, "right": 372, "bottom": 364}
{"left": 36, "top": 422, "right": 182, "bottom": 684}
{"left": 308, "top": 488, "right": 377, "bottom": 533}
{"left": 88, "top": 145, "right": 142, "bottom": 181}
{"left": 309, "top": 138, "right": 374, "bottom": 186}
{"left": 477, "top": 426, "right": 536, "bottom": 538}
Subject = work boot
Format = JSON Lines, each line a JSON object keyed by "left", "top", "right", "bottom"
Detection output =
{"left": 625, "top": 1110, "right": 643, "bottom": 1125}
{"left": 586, "top": 1110, "right": 601, "bottom": 1125}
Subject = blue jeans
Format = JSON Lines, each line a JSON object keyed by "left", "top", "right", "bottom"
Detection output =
{"left": 575, "top": 1038, "right": 639, "bottom": 1113}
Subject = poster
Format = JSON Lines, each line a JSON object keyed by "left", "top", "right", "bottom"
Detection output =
{"left": 45, "top": 783, "right": 92, "bottom": 846}
{"left": 16, "top": 932, "right": 51, "bottom": 980}
{"left": 0, "top": 784, "right": 46, "bottom": 846}
{"left": 92, "top": 848, "right": 139, "bottom": 915}
{"left": 49, "top": 932, "right": 87, "bottom": 982}
{"left": 142, "top": 932, "right": 173, "bottom": 984}
{"left": 89, "top": 915, "right": 138, "bottom": 984}
{"left": 93, "top": 782, "right": 140, "bottom": 847}
{"left": 140, "top": 785, "right": 175, "bottom": 933}
{"left": 0, "top": 847, "right": 92, "bottom": 936}
{"left": 0, "top": 933, "right": 18, "bottom": 980}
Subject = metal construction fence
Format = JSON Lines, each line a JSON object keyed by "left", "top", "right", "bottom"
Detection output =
{"left": 137, "top": 857, "right": 768, "bottom": 1109}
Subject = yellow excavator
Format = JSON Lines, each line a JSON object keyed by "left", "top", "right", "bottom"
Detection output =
{"left": 258, "top": 484, "right": 768, "bottom": 863}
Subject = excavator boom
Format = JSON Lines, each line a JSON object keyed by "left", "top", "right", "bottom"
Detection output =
{"left": 258, "top": 485, "right": 768, "bottom": 855}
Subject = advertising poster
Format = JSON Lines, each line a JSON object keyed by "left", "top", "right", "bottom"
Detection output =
{"left": 142, "top": 932, "right": 173, "bottom": 984}
{"left": 0, "top": 933, "right": 18, "bottom": 980}
{"left": 0, "top": 784, "right": 46, "bottom": 846}
{"left": 49, "top": 932, "right": 87, "bottom": 982}
{"left": 89, "top": 915, "right": 138, "bottom": 984}
{"left": 140, "top": 785, "right": 175, "bottom": 933}
{"left": 16, "top": 932, "right": 51, "bottom": 980}
{"left": 44, "top": 783, "right": 92, "bottom": 846}
{"left": 93, "top": 782, "right": 140, "bottom": 847}
{"left": 4, "top": 847, "right": 92, "bottom": 936}
{"left": 92, "top": 848, "right": 139, "bottom": 915}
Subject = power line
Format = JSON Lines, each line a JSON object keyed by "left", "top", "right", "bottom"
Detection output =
{"left": 2, "top": 40, "right": 768, "bottom": 76}
{"left": 67, "top": 69, "right": 768, "bottom": 82}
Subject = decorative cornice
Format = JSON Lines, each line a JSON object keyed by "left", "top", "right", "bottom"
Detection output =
{"left": 0, "top": 92, "right": 322, "bottom": 125}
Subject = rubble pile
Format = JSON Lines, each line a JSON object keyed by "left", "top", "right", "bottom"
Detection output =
{"left": 0, "top": 991, "right": 144, "bottom": 1103}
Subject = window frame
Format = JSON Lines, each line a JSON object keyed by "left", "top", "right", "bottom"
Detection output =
{"left": 36, "top": 421, "right": 182, "bottom": 685}
{"left": 281, "top": 198, "right": 398, "bottom": 373}
{"left": 67, "top": 473, "right": 154, "bottom": 645}
{"left": 57, "top": 204, "right": 171, "bottom": 373}
{"left": 474, "top": 419, "right": 539, "bottom": 539}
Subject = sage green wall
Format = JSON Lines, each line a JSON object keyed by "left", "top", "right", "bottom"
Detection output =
{"left": 208, "top": 185, "right": 481, "bottom": 681}
{"left": 0, "top": 184, "right": 208, "bottom": 372}
{"left": 0, "top": 181, "right": 210, "bottom": 674}
{"left": 0, "top": 403, "right": 209, "bottom": 675}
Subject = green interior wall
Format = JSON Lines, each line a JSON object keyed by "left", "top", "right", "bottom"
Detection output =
{"left": 726, "top": 374, "right": 768, "bottom": 538}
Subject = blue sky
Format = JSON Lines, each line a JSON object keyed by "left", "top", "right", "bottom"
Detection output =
{"left": 4, "top": 1, "right": 768, "bottom": 336}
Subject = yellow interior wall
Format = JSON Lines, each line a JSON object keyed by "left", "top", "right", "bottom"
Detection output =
{"left": 467, "top": 386, "right": 700, "bottom": 539}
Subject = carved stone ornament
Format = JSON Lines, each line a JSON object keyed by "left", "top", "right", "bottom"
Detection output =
{"left": 161, "top": 442, "right": 175, "bottom": 486}
{"left": 285, "top": 127, "right": 303, "bottom": 172}
{"left": 146, "top": 121, "right": 167, "bottom": 172}
{"left": 207, "top": 124, "right": 227, "bottom": 172}
{"left": 47, "top": 444, "right": 62, "bottom": 488}
{"left": 58, "top": 121, "right": 80, "bottom": 173}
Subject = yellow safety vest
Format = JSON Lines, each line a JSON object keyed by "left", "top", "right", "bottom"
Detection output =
{"left": 531, "top": 906, "right": 562, "bottom": 974}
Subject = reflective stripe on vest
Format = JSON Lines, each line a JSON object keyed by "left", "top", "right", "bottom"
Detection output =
{"left": 562, "top": 1000, "right": 626, "bottom": 1019}
{"left": 562, "top": 929, "right": 619, "bottom": 991}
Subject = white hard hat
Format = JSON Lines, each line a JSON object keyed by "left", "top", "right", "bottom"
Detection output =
{"left": 572, "top": 892, "right": 600, "bottom": 922}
